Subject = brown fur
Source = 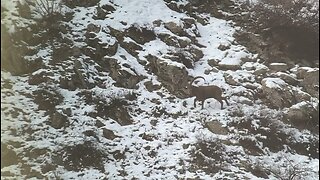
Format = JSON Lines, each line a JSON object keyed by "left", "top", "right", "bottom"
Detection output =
{"left": 190, "top": 76, "right": 229, "bottom": 109}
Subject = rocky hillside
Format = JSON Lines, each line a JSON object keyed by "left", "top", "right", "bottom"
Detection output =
{"left": 1, "top": 0, "right": 319, "bottom": 179}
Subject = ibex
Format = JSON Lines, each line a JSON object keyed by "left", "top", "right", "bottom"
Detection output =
{"left": 190, "top": 76, "right": 229, "bottom": 109}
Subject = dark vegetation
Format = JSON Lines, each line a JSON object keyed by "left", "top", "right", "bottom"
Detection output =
{"left": 247, "top": 0, "right": 319, "bottom": 65}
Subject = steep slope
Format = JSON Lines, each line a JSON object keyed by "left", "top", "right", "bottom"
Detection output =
{"left": 1, "top": 0, "right": 319, "bottom": 179}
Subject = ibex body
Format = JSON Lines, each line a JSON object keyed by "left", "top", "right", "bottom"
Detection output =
{"left": 190, "top": 76, "right": 229, "bottom": 109}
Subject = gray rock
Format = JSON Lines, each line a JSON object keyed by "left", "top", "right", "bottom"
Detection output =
{"left": 95, "top": 120, "right": 105, "bottom": 128}
{"left": 224, "top": 74, "right": 239, "bottom": 86}
{"left": 300, "top": 69, "right": 319, "bottom": 98}
{"left": 103, "top": 128, "right": 119, "bottom": 140}
{"left": 205, "top": 121, "right": 228, "bottom": 135}
{"left": 277, "top": 72, "right": 299, "bottom": 86}
{"left": 261, "top": 78, "right": 295, "bottom": 108}
{"left": 107, "top": 58, "right": 142, "bottom": 89}
{"left": 50, "top": 111, "right": 68, "bottom": 129}
{"left": 87, "top": 23, "right": 101, "bottom": 33}
{"left": 146, "top": 55, "right": 190, "bottom": 98}
{"left": 269, "top": 63, "right": 289, "bottom": 72}
{"left": 295, "top": 67, "right": 316, "bottom": 79}
{"left": 164, "top": 22, "right": 185, "bottom": 36}
{"left": 284, "top": 102, "right": 318, "bottom": 127}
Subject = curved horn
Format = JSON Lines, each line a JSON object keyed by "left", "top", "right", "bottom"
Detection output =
{"left": 191, "top": 76, "right": 206, "bottom": 86}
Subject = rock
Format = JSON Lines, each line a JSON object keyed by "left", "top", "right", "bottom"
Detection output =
{"left": 95, "top": 8, "right": 106, "bottom": 20}
{"left": 284, "top": 102, "right": 318, "bottom": 128}
{"left": 261, "top": 78, "right": 295, "bottom": 108}
{"left": 300, "top": 69, "right": 319, "bottom": 98}
{"left": 72, "top": 47, "right": 82, "bottom": 57}
{"left": 218, "top": 62, "right": 241, "bottom": 70}
{"left": 62, "top": 108, "right": 72, "bottom": 117}
{"left": 146, "top": 55, "right": 190, "bottom": 98}
{"left": 107, "top": 58, "right": 142, "bottom": 89}
{"left": 276, "top": 72, "right": 299, "bottom": 86}
{"left": 292, "top": 89, "right": 311, "bottom": 102}
{"left": 158, "top": 33, "right": 181, "bottom": 47}
{"left": 56, "top": 142, "right": 106, "bottom": 171}
{"left": 269, "top": 63, "right": 289, "bottom": 72}
{"left": 109, "top": 106, "right": 133, "bottom": 126}
{"left": 178, "top": 38, "right": 191, "bottom": 48}
{"left": 153, "top": 20, "right": 162, "bottom": 27}
{"left": 218, "top": 44, "right": 230, "bottom": 51}
{"left": 28, "top": 71, "right": 52, "bottom": 85}
{"left": 253, "top": 65, "right": 269, "bottom": 76}
{"left": 204, "top": 67, "right": 219, "bottom": 75}
{"left": 144, "top": 81, "right": 161, "bottom": 92}
{"left": 165, "top": 50, "right": 194, "bottom": 68}
{"left": 224, "top": 74, "right": 239, "bottom": 86}
{"left": 87, "top": 23, "right": 101, "bottom": 33}
{"left": 164, "top": 21, "right": 185, "bottom": 36}
{"left": 102, "top": 128, "right": 118, "bottom": 140}
{"left": 189, "top": 46, "right": 204, "bottom": 61}
{"left": 205, "top": 121, "right": 228, "bottom": 135}
{"left": 73, "top": 60, "right": 88, "bottom": 89}
{"left": 121, "top": 41, "right": 143, "bottom": 57}
{"left": 1, "top": 143, "right": 19, "bottom": 168}
{"left": 83, "top": 130, "right": 96, "bottom": 137}
{"left": 50, "top": 111, "right": 68, "bottom": 129}
{"left": 295, "top": 67, "right": 317, "bottom": 79}
{"left": 34, "top": 89, "right": 64, "bottom": 113}
{"left": 241, "top": 62, "right": 269, "bottom": 76}
{"left": 237, "top": 96, "right": 254, "bottom": 105}
{"left": 101, "top": 4, "right": 116, "bottom": 12}
{"left": 208, "top": 59, "right": 219, "bottom": 67}
{"left": 95, "top": 120, "right": 105, "bottom": 128}
{"left": 85, "top": 35, "right": 118, "bottom": 58}
{"left": 1, "top": 40, "right": 28, "bottom": 75}
{"left": 125, "top": 26, "right": 156, "bottom": 44}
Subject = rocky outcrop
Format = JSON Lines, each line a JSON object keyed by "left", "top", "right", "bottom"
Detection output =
{"left": 106, "top": 58, "right": 143, "bottom": 89}
{"left": 284, "top": 102, "right": 318, "bottom": 130}
{"left": 102, "top": 128, "right": 119, "bottom": 140}
{"left": 147, "top": 55, "right": 190, "bottom": 98}
{"left": 205, "top": 121, "right": 228, "bottom": 135}
{"left": 1, "top": 26, "right": 39, "bottom": 75}
{"left": 125, "top": 26, "right": 156, "bottom": 45}
{"left": 84, "top": 26, "right": 118, "bottom": 59}
{"left": 33, "top": 88, "right": 64, "bottom": 113}
{"left": 300, "top": 69, "right": 319, "bottom": 98}
{"left": 93, "top": 4, "right": 116, "bottom": 20}
{"left": 49, "top": 111, "right": 69, "bottom": 129}
{"left": 261, "top": 78, "right": 295, "bottom": 108}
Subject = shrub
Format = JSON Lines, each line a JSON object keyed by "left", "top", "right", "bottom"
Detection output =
{"left": 33, "top": 0, "right": 62, "bottom": 19}
{"left": 251, "top": 0, "right": 319, "bottom": 35}
{"left": 248, "top": 0, "right": 319, "bottom": 62}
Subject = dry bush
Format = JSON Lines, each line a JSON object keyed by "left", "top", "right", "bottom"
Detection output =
{"left": 252, "top": 0, "right": 319, "bottom": 34}
{"left": 33, "top": 0, "right": 62, "bottom": 18}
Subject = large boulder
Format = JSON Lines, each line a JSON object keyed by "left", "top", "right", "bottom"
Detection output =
{"left": 49, "top": 111, "right": 69, "bottom": 129}
{"left": 261, "top": 78, "right": 295, "bottom": 108}
{"left": 146, "top": 55, "right": 190, "bottom": 98}
{"left": 284, "top": 102, "right": 319, "bottom": 130}
{"left": 107, "top": 58, "right": 143, "bottom": 89}
{"left": 84, "top": 29, "right": 118, "bottom": 59}
{"left": 300, "top": 69, "right": 319, "bottom": 98}
{"left": 125, "top": 26, "right": 156, "bottom": 44}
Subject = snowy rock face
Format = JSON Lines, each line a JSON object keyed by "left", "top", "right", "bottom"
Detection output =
{"left": 1, "top": 0, "right": 319, "bottom": 179}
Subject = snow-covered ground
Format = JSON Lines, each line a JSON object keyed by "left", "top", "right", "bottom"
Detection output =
{"left": 1, "top": 0, "right": 319, "bottom": 179}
